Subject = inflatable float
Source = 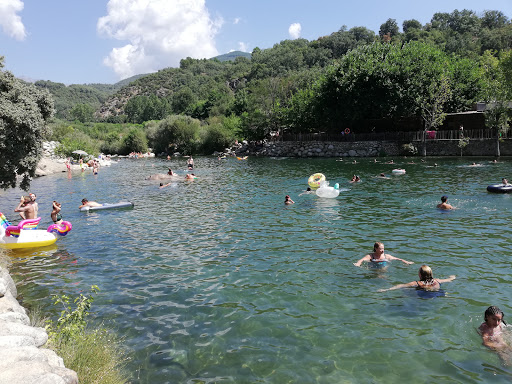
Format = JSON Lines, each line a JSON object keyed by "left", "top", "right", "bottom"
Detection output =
{"left": 487, "top": 184, "right": 512, "bottom": 193}
{"left": 79, "top": 201, "right": 134, "bottom": 212}
{"left": 308, "top": 173, "right": 326, "bottom": 189}
{"left": 316, "top": 181, "right": 340, "bottom": 199}
{"left": 392, "top": 169, "right": 406, "bottom": 175}
{"left": 0, "top": 213, "right": 72, "bottom": 250}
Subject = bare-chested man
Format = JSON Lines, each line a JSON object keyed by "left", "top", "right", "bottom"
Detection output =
{"left": 79, "top": 199, "right": 103, "bottom": 209}
{"left": 15, "top": 195, "right": 36, "bottom": 220}
{"left": 437, "top": 195, "right": 455, "bottom": 210}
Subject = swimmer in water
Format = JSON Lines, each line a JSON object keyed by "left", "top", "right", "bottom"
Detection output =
{"left": 284, "top": 195, "right": 295, "bottom": 205}
{"left": 378, "top": 265, "right": 456, "bottom": 292}
{"left": 376, "top": 173, "right": 390, "bottom": 179}
{"left": 437, "top": 195, "right": 455, "bottom": 210}
{"left": 159, "top": 182, "right": 171, "bottom": 188}
{"left": 502, "top": 178, "right": 511, "bottom": 186}
{"left": 478, "top": 306, "right": 512, "bottom": 364}
{"left": 479, "top": 306, "right": 509, "bottom": 351}
{"left": 353, "top": 242, "right": 414, "bottom": 267}
{"left": 299, "top": 187, "right": 315, "bottom": 196}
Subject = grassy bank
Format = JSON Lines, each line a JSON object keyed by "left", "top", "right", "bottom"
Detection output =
{"left": 0, "top": 253, "right": 130, "bottom": 384}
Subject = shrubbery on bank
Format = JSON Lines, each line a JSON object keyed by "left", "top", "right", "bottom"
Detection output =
{"left": 47, "top": 114, "right": 242, "bottom": 157}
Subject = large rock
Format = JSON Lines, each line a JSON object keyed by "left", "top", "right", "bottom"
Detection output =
{"left": 0, "top": 266, "right": 16, "bottom": 297}
{"left": 35, "top": 158, "right": 67, "bottom": 177}
{"left": 0, "top": 322, "right": 48, "bottom": 347}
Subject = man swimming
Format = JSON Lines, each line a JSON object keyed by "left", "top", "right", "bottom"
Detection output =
{"left": 437, "top": 195, "right": 455, "bottom": 210}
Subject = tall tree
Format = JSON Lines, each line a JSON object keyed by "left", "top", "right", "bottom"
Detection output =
{"left": 0, "top": 58, "right": 55, "bottom": 190}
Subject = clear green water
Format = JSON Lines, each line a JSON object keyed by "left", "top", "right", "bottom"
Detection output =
{"left": 2, "top": 156, "right": 512, "bottom": 383}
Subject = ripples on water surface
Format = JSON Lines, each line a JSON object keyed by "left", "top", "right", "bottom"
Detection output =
{"left": 2, "top": 156, "right": 512, "bottom": 383}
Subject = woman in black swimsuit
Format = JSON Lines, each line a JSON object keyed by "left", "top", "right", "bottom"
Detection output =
{"left": 378, "top": 265, "right": 456, "bottom": 292}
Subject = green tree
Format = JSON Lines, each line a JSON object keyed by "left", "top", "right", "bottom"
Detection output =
{"left": 70, "top": 103, "right": 95, "bottom": 123}
{"left": 121, "top": 128, "right": 148, "bottom": 155}
{"left": 148, "top": 115, "right": 200, "bottom": 155}
{"left": 0, "top": 59, "right": 55, "bottom": 190}
{"left": 172, "top": 87, "right": 196, "bottom": 114}
{"left": 379, "top": 18, "right": 400, "bottom": 40}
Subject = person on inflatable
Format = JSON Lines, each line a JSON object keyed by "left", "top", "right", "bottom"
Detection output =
{"left": 437, "top": 195, "right": 455, "bottom": 210}
{"left": 377, "top": 265, "right": 456, "bottom": 292}
{"left": 353, "top": 242, "right": 414, "bottom": 267}
{"left": 79, "top": 199, "right": 102, "bottom": 209}
{"left": 502, "top": 178, "right": 511, "bottom": 186}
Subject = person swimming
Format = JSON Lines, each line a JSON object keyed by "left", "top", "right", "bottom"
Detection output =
{"left": 437, "top": 195, "right": 455, "bottom": 210}
{"left": 378, "top": 265, "right": 456, "bottom": 292}
{"left": 479, "top": 306, "right": 508, "bottom": 350}
{"left": 284, "top": 195, "right": 295, "bottom": 205}
{"left": 353, "top": 242, "right": 414, "bottom": 267}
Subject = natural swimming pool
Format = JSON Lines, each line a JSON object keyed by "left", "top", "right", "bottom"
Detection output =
{"left": 2, "top": 156, "right": 512, "bottom": 383}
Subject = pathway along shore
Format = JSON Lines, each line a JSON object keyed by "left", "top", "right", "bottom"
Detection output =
{"left": 0, "top": 265, "right": 78, "bottom": 383}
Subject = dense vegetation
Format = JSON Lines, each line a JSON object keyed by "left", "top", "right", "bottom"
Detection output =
{"left": 0, "top": 56, "right": 55, "bottom": 190}
{"left": 4, "top": 9, "right": 512, "bottom": 164}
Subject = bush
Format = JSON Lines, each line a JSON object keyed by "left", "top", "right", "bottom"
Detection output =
{"left": 46, "top": 286, "right": 130, "bottom": 384}
{"left": 200, "top": 123, "right": 235, "bottom": 154}
{"left": 148, "top": 115, "right": 200, "bottom": 155}
{"left": 55, "top": 131, "right": 100, "bottom": 158}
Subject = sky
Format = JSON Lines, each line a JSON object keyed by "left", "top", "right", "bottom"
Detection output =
{"left": 1, "top": 0, "right": 511, "bottom": 85}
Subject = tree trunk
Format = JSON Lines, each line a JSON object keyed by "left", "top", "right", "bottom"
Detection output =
{"left": 422, "top": 129, "right": 427, "bottom": 157}
{"left": 496, "top": 131, "right": 501, "bottom": 157}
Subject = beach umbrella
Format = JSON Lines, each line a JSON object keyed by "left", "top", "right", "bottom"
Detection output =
{"left": 72, "top": 150, "right": 88, "bottom": 156}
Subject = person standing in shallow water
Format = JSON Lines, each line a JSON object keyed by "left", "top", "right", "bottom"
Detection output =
{"left": 353, "top": 242, "right": 414, "bottom": 267}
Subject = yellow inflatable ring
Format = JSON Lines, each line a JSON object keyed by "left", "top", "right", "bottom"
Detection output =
{"left": 308, "top": 173, "right": 326, "bottom": 189}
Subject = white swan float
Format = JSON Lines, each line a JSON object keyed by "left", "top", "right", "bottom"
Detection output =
{"left": 316, "top": 181, "right": 340, "bottom": 199}
{"left": 0, "top": 212, "right": 72, "bottom": 250}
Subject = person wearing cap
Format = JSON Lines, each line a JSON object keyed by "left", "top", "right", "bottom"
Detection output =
{"left": 437, "top": 195, "right": 455, "bottom": 210}
{"left": 284, "top": 195, "right": 294, "bottom": 205}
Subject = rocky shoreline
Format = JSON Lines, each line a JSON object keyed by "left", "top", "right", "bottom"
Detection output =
{"left": 0, "top": 265, "right": 78, "bottom": 384}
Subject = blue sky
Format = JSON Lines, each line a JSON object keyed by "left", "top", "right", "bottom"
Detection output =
{"left": 1, "top": 0, "right": 511, "bottom": 85}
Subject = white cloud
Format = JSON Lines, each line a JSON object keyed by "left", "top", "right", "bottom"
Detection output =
{"left": 233, "top": 17, "right": 240, "bottom": 25}
{"left": 288, "top": 23, "right": 301, "bottom": 39}
{"left": 97, "top": 0, "right": 222, "bottom": 80}
{"left": 238, "top": 42, "right": 248, "bottom": 52}
{"left": 0, "top": 0, "right": 26, "bottom": 41}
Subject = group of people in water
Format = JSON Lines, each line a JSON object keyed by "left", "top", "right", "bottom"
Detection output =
{"left": 353, "top": 242, "right": 508, "bottom": 355}
{"left": 13, "top": 192, "right": 64, "bottom": 225}
{"left": 281, "top": 159, "right": 510, "bottom": 357}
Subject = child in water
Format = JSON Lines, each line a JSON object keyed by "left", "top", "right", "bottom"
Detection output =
{"left": 51, "top": 201, "right": 62, "bottom": 224}
{"left": 479, "top": 306, "right": 509, "bottom": 350}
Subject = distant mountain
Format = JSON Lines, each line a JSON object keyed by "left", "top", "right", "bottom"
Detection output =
{"left": 213, "top": 51, "right": 251, "bottom": 62}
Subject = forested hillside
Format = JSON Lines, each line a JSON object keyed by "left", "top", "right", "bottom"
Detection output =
{"left": 16, "top": 8, "right": 512, "bottom": 157}
{"left": 94, "top": 10, "right": 512, "bottom": 129}
{"left": 33, "top": 73, "right": 149, "bottom": 120}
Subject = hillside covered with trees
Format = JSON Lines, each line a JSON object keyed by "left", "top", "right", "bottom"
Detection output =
{"left": 20, "top": 9, "right": 512, "bottom": 157}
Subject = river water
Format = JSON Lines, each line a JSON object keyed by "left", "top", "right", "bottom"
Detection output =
{"left": 1, "top": 156, "right": 512, "bottom": 383}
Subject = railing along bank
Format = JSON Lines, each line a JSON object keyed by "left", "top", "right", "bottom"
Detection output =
{"left": 281, "top": 128, "right": 509, "bottom": 142}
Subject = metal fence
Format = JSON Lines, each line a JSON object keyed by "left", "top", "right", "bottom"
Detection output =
{"left": 281, "top": 128, "right": 510, "bottom": 142}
